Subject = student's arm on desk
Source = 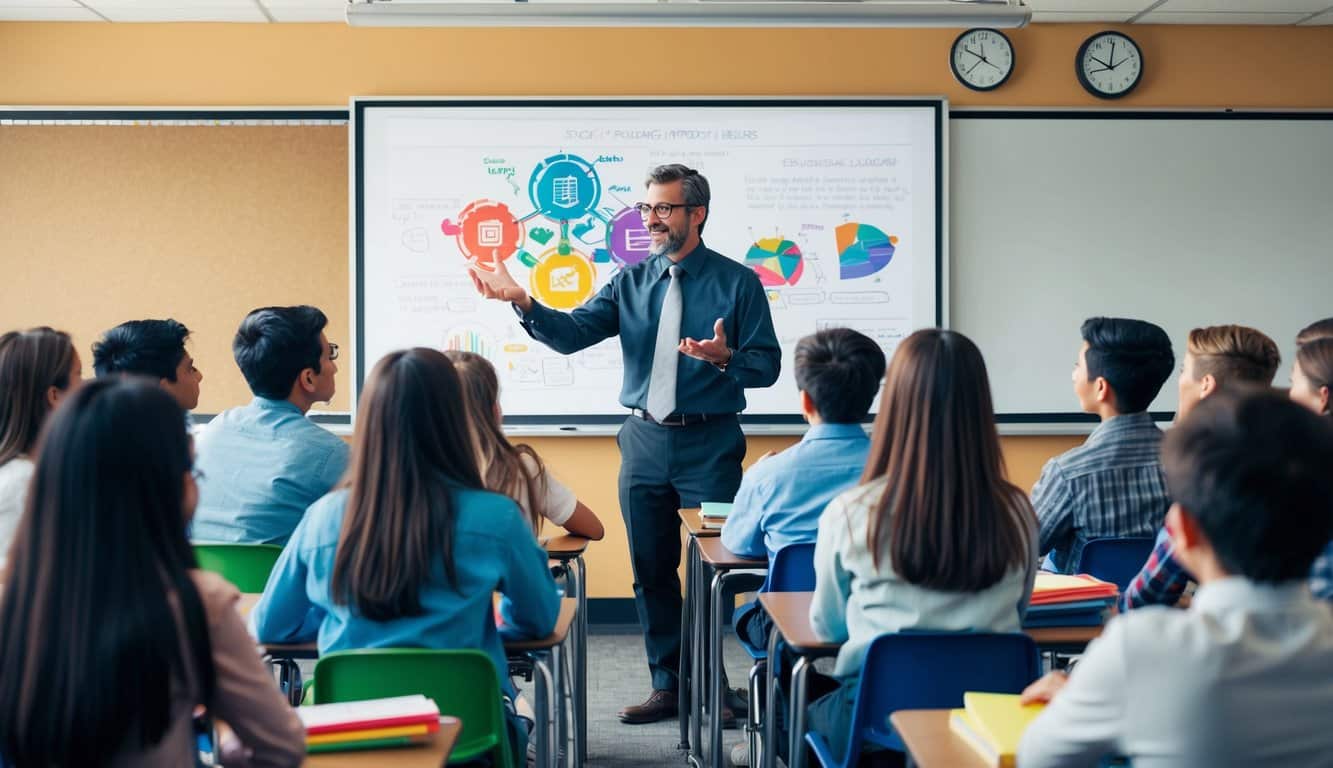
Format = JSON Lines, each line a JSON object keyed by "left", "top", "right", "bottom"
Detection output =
{"left": 499, "top": 507, "right": 561, "bottom": 641}
{"left": 1032, "top": 460, "right": 1075, "bottom": 558}
{"left": 562, "top": 501, "right": 605, "bottom": 540}
{"left": 195, "top": 573, "right": 306, "bottom": 767}
{"left": 250, "top": 515, "right": 323, "bottom": 644}
{"left": 720, "top": 469, "right": 768, "bottom": 560}
{"left": 809, "top": 497, "right": 851, "bottom": 643}
{"left": 1017, "top": 618, "right": 1128, "bottom": 768}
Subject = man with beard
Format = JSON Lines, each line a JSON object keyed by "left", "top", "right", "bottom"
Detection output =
{"left": 470, "top": 163, "right": 781, "bottom": 724}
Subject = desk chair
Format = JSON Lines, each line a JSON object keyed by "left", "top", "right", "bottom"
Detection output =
{"left": 313, "top": 648, "right": 517, "bottom": 768}
{"left": 1078, "top": 537, "right": 1156, "bottom": 591}
{"left": 741, "top": 542, "right": 816, "bottom": 768}
{"left": 192, "top": 543, "right": 283, "bottom": 593}
{"left": 804, "top": 631, "right": 1040, "bottom": 768}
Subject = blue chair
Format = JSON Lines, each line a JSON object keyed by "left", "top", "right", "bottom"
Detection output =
{"left": 740, "top": 542, "right": 816, "bottom": 766}
{"left": 804, "top": 631, "right": 1041, "bottom": 768}
{"left": 1078, "top": 536, "right": 1156, "bottom": 591}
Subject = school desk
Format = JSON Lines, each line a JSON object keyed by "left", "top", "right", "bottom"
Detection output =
{"left": 543, "top": 533, "right": 591, "bottom": 767}
{"left": 889, "top": 709, "right": 989, "bottom": 768}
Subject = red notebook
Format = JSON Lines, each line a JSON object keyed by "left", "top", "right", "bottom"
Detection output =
{"left": 1029, "top": 572, "right": 1118, "bottom": 606}
{"left": 297, "top": 695, "right": 441, "bottom": 736}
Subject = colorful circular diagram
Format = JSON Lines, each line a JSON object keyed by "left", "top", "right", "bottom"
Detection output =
{"left": 530, "top": 249, "right": 596, "bottom": 310}
{"left": 836, "top": 222, "right": 897, "bottom": 280}
{"left": 745, "top": 237, "right": 804, "bottom": 287}
{"left": 606, "top": 206, "right": 654, "bottom": 267}
{"left": 529, "top": 153, "right": 601, "bottom": 221}
{"left": 456, "top": 199, "right": 524, "bottom": 267}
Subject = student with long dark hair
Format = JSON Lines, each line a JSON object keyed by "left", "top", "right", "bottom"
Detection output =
{"left": 0, "top": 327, "right": 81, "bottom": 574}
{"left": 807, "top": 329, "right": 1037, "bottom": 761}
{"left": 0, "top": 378, "right": 303, "bottom": 767}
{"left": 445, "top": 350, "right": 604, "bottom": 540}
{"left": 252, "top": 348, "right": 559, "bottom": 750}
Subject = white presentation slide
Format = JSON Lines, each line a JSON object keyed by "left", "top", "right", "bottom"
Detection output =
{"left": 357, "top": 100, "right": 942, "bottom": 422}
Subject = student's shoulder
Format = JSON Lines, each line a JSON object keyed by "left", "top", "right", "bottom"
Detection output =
{"left": 294, "top": 489, "right": 351, "bottom": 544}
{"left": 826, "top": 477, "right": 885, "bottom": 525}
{"left": 0, "top": 457, "right": 34, "bottom": 490}
{"left": 188, "top": 569, "right": 242, "bottom": 628}
{"left": 454, "top": 486, "right": 529, "bottom": 533}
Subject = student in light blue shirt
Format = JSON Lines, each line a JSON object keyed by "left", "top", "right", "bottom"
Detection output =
{"left": 191, "top": 306, "right": 349, "bottom": 546}
{"left": 724, "top": 328, "right": 885, "bottom": 648}
{"left": 251, "top": 348, "right": 558, "bottom": 754}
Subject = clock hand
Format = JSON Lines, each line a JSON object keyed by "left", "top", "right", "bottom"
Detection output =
{"left": 983, "top": 60, "right": 1004, "bottom": 73}
{"left": 965, "top": 46, "right": 987, "bottom": 62}
{"left": 965, "top": 58, "right": 986, "bottom": 76}
{"left": 1086, "top": 66, "right": 1112, "bottom": 74}
{"left": 1089, "top": 54, "right": 1112, "bottom": 69}
{"left": 1109, "top": 39, "right": 1116, "bottom": 69}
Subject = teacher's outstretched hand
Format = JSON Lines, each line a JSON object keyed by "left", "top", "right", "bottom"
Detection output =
{"left": 469, "top": 254, "right": 532, "bottom": 312}
{"left": 679, "top": 318, "right": 733, "bottom": 367}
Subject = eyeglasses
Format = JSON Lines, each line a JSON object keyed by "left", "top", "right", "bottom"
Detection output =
{"left": 328, "top": 342, "right": 339, "bottom": 361}
{"left": 634, "top": 202, "right": 694, "bottom": 219}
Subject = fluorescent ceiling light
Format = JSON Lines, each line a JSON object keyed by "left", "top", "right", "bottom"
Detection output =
{"left": 344, "top": 0, "right": 1032, "bottom": 28}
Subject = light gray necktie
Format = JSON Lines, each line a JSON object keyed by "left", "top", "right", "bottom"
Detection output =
{"left": 646, "top": 264, "right": 683, "bottom": 422}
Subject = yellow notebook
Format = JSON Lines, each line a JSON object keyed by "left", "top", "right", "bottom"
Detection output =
{"left": 948, "top": 693, "right": 1045, "bottom": 768}
{"left": 306, "top": 722, "right": 434, "bottom": 746}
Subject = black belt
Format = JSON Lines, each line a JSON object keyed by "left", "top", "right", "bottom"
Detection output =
{"left": 630, "top": 408, "right": 737, "bottom": 427}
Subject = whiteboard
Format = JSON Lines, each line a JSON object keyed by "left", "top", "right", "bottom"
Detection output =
{"left": 950, "top": 112, "right": 1333, "bottom": 425}
{"left": 354, "top": 99, "right": 943, "bottom": 425}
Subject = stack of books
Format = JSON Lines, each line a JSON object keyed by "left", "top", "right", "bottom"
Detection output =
{"left": 949, "top": 692, "right": 1045, "bottom": 767}
{"left": 297, "top": 694, "right": 442, "bottom": 753}
{"left": 699, "top": 501, "right": 732, "bottom": 530}
{"left": 1023, "top": 572, "right": 1119, "bottom": 628}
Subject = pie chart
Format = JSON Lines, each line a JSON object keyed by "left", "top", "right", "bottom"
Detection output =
{"left": 836, "top": 222, "right": 897, "bottom": 280}
{"left": 745, "top": 237, "right": 804, "bottom": 287}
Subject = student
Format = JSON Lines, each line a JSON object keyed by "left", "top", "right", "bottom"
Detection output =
{"left": 0, "top": 378, "right": 303, "bottom": 767}
{"left": 92, "top": 318, "right": 203, "bottom": 410}
{"left": 1018, "top": 389, "right": 1333, "bottom": 768}
{"left": 251, "top": 348, "right": 559, "bottom": 753}
{"left": 0, "top": 327, "right": 80, "bottom": 574}
{"left": 1290, "top": 321, "right": 1333, "bottom": 601}
{"left": 1033, "top": 317, "right": 1175, "bottom": 573}
{"left": 725, "top": 327, "right": 884, "bottom": 640}
{"left": 191, "top": 305, "right": 349, "bottom": 545}
{"left": 806, "top": 329, "right": 1037, "bottom": 763}
{"left": 444, "top": 350, "right": 604, "bottom": 540}
{"left": 1120, "top": 324, "right": 1280, "bottom": 610}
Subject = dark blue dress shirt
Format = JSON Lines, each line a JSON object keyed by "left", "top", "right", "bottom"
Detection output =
{"left": 518, "top": 243, "right": 781, "bottom": 415}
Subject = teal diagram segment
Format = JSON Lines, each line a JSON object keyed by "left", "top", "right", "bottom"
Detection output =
{"left": 529, "top": 153, "right": 601, "bottom": 221}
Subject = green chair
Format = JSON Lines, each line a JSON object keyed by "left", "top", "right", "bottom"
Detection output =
{"left": 192, "top": 543, "right": 283, "bottom": 593}
{"left": 312, "top": 648, "right": 516, "bottom": 768}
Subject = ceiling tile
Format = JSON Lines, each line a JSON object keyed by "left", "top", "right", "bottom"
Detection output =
{"left": 1033, "top": 10, "right": 1137, "bottom": 22}
{"left": 0, "top": 5, "right": 101, "bottom": 18}
{"left": 1155, "top": 0, "right": 1331, "bottom": 11}
{"left": 1138, "top": 10, "right": 1310, "bottom": 22}
{"left": 1026, "top": 0, "right": 1153, "bottom": 10}
{"left": 266, "top": 5, "right": 343, "bottom": 20}
{"left": 0, "top": 0, "right": 81, "bottom": 6}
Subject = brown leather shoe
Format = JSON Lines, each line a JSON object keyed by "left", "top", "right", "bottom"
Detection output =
{"left": 617, "top": 689, "right": 678, "bottom": 724}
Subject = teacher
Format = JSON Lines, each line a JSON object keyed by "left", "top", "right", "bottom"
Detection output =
{"left": 470, "top": 163, "right": 781, "bottom": 723}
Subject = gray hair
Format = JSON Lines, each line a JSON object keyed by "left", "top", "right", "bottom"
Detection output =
{"left": 645, "top": 163, "right": 710, "bottom": 235}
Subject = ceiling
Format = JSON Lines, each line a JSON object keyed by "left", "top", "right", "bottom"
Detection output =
{"left": 0, "top": 0, "right": 1330, "bottom": 25}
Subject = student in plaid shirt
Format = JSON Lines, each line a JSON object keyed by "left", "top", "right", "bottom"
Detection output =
{"left": 1034, "top": 317, "right": 1175, "bottom": 574}
{"left": 1120, "top": 325, "right": 1281, "bottom": 610}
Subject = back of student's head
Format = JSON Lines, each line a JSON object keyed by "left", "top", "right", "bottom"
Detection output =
{"left": 444, "top": 350, "right": 546, "bottom": 532}
{"left": 1296, "top": 317, "right": 1333, "bottom": 347}
{"left": 1163, "top": 388, "right": 1333, "bottom": 583}
{"left": 92, "top": 318, "right": 191, "bottom": 379}
{"left": 793, "top": 328, "right": 887, "bottom": 423}
{"left": 0, "top": 327, "right": 76, "bottom": 466}
{"left": 862, "top": 328, "right": 1033, "bottom": 592}
{"left": 0, "top": 377, "right": 213, "bottom": 766}
{"left": 1187, "top": 325, "right": 1281, "bottom": 386}
{"left": 333, "top": 348, "right": 485, "bottom": 621}
{"left": 1081, "top": 316, "right": 1175, "bottom": 413}
{"left": 232, "top": 305, "right": 326, "bottom": 399}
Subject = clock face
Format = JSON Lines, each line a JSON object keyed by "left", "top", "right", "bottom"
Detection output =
{"left": 1077, "top": 32, "right": 1143, "bottom": 99}
{"left": 950, "top": 28, "right": 1015, "bottom": 92}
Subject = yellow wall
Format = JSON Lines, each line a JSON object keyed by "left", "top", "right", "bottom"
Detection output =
{"left": 1, "top": 21, "right": 1328, "bottom": 597}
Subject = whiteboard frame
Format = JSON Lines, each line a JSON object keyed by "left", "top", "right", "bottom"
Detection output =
{"left": 351, "top": 96, "right": 948, "bottom": 434}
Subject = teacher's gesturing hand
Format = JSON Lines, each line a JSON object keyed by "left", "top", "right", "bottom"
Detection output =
{"left": 679, "top": 318, "right": 733, "bottom": 367}
{"left": 468, "top": 254, "right": 532, "bottom": 312}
